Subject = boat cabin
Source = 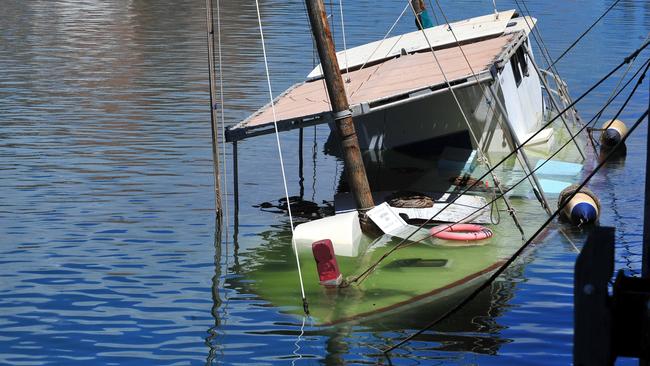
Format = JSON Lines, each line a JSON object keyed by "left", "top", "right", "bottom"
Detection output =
{"left": 226, "top": 10, "right": 559, "bottom": 158}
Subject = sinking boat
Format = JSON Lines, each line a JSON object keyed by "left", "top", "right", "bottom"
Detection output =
{"left": 226, "top": 8, "right": 590, "bottom": 325}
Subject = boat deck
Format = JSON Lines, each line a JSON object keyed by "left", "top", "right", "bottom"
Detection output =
{"left": 226, "top": 30, "right": 527, "bottom": 142}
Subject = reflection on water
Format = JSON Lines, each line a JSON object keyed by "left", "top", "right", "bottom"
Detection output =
{"left": 1, "top": 0, "right": 648, "bottom": 364}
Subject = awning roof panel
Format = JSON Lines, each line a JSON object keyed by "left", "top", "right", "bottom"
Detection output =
{"left": 227, "top": 33, "right": 518, "bottom": 142}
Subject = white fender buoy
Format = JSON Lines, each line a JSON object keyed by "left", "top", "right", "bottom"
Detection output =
{"left": 600, "top": 119, "right": 628, "bottom": 148}
{"left": 558, "top": 184, "right": 601, "bottom": 225}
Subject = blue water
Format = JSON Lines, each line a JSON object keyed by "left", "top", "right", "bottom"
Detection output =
{"left": 1, "top": 0, "right": 648, "bottom": 365}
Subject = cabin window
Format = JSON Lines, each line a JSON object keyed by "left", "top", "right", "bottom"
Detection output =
{"left": 510, "top": 55, "right": 522, "bottom": 86}
{"left": 516, "top": 46, "right": 529, "bottom": 77}
{"left": 510, "top": 45, "right": 529, "bottom": 87}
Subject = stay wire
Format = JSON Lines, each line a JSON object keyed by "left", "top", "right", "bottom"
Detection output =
{"left": 356, "top": 3, "right": 409, "bottom": 74}
{"left": 343, "top": 42, "right": 650, "bottom": 287}
{"left": 512, "top": 0, "right": 561, "bottom": 74}
{"left": 357, "top": 62, "right": 646, "bottom": 285}
{"left": 512, "top": 0, "right": 584, "bottom": 159}
{"left": 407, "top": 0, "right": 524, "bottom": 233}
{"left": 338, "top": 0, "right": 350, "bottom": 80}
{"left": 368, "top": 56, "right": 649, "bottom": 282}
{"left": 549, "top": 0, "right": 622, "bottom": 69}
{"left": 205, "top": 0, "right": 223, "bottom": 220}
{"left": 594, "top": 60, "right": 650, "bottom": 142}
{"left": 393, "top": 56, "right": 648, "bottom": 252}
{"left": 384, "top": 107, "right": 650, "bottom": 354}
{"left": 590, "top": 32, "right": 650, "bottom": 130}
{"left": 432, "top": 0, "right": 552, "bottom": 215}
{"left": 253, "top": 0, "right": 309, "bottom": 314}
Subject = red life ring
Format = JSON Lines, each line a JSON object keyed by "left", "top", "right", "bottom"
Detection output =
{"left": 430, "top": 223, "right": 493, "bottom": 241}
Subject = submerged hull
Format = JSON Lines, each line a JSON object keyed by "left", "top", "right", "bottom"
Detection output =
{"left": 232, "top": 10, "right": 589, "bottom": 327}
{"left": 244, "top": 129, "right": 588, "bottom": 326}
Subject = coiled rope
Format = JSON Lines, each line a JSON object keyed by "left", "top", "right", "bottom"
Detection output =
{"left": 253, "top": 0, "right": 309, "bottom": 314}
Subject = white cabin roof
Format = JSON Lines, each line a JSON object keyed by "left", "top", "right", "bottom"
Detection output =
{"left": 226, "top": 11, "right": 536, "bottom": 142}
{"left": 307, "top": 9, "right": 534, "bottom": 79}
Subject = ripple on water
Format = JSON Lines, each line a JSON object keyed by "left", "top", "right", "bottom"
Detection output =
{"left": 1, "top": 0, "right": 649, "bottom": 364}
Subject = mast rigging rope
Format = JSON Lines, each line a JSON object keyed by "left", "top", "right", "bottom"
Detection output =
{"left": 384, "top": 105, "right": 650, "bottom": 354}
{"left": 407, "top": 0, "right": 526, "bottom": 239}
{"left": 342, "top": 42, "right": 650, "bottom": 287}
{"left": 431, "top": 0, "right": 555, "bottom": 214}
{"left": 338, "top": 0, "right": 350, "bottom": 81}
{"left": 253, "top": 0, "right": 309, "bottom": 314}
{"left": 548, "top": 0, "right": 622, "bottom": 69}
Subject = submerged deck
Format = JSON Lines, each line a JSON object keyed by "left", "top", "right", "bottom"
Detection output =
{"left": 226, "top": 14, "right": 532, "bottom": 143}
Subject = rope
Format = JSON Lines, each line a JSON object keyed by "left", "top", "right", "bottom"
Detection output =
{"left": 408, "top": 0, "right": 526, "bottom": 234}
{"left": 253, "top": 0, "right": 309, "bottom": 314}
{"left": 357, "top": 3, "right": 409, "bottom": 73}
{"left": 341, "top": 43, "right": 650, "bottom": 287}
{"left": 432, "top": 0, "right": 552, "bottom": 214}
{"left": 590, "top": 32, "right": 650, "bottom": 130}
{"left": 512, "top": 0, "right": 558, "bottom": 71}
{"left": 391, "top": 57, "right": 648, "bottom": 252}
{"left": 549, "top": 0, "right": 622, "bottom": 69}
{"left": 384, "top": 107, "right": 649, "bottom": 354}
{"left": 338, "top": 0, "right": 350, "bottom": 81}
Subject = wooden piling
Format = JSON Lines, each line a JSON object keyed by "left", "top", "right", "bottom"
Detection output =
{"left": 205, "top": 0, "right": 223, "bottom": 219}
{"left": 304, "top": 0, "right": 375, "bottom": 231}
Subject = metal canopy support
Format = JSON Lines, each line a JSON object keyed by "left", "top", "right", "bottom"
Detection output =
{"left": 524, "top": 47, "right": 586, "bottom": 161}
{"left": 225, "top": 73, "right": 492, "bottom": 143}
{"left": 488, "top": 82, "right": 552, "bottom": 215}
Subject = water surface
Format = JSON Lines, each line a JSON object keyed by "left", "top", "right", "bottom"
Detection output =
{"left": 1, "top": 0, "right": 649, "bottom": 365}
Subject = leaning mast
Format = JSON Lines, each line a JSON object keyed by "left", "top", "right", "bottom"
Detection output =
{"left": 304, "top": 0, "right": 375, "bottom": 232}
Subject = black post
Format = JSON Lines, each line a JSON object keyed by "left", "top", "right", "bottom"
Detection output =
{"left": 642, "top": 97, "right": 650, "bottom": 366}
{"left": 299, "top": 128, "right": 305, "bottom": 199}
{"left": 232, "top": 141, "right": 239, "bottom": 224}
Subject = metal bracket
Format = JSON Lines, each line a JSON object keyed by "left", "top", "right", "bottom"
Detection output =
{"left": 332, "top": 109, "right": 353, "bottom": 121}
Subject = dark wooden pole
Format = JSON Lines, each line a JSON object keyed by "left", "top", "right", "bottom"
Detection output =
{"left": 305, "top": 0, "right": 375, "bottom": 229}
{"left": 205, "top": 0, "right": 223, "bottom": 219}
{"left": 638, "top": 89, "right": 650, "bottom": 366}
{"left": 641, "top": 108, "right": 650, "bottom": 278}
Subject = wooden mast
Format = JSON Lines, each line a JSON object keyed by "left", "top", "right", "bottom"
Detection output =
{"left": 305, "top": 0, "right": 375, "bottom": 231}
